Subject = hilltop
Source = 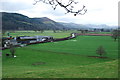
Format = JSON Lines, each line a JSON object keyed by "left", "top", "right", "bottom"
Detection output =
{"left": 2, "top": 12, "right": 66, "bottom": 30}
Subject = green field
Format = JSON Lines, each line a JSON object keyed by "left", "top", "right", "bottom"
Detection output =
{"left": 3, "top": 30, "right": 111, "bottom": 38}
{"left": 3, "top": 30, "right": 80, "bottom": 38}
{"left": 2, "top": 32, "right": 118, "bottom": 78}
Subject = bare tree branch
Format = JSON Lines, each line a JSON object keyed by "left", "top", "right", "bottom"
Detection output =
{"left": 33, "top": 0, "right": 87, "bottom": 16}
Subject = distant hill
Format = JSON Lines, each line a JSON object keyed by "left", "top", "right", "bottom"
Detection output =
{"left": 2, "top": 12, "right": 118, "bottom": 31}
{"left": 59, "top": 22, "right": 118, "bottom": 30}
{"left": 59, "top": 22, "right": 89, "bottom": 29}
{"left": 2, "top": 12, "right": 66, "bottom": 30}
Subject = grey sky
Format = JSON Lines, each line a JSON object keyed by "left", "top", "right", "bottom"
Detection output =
{"left": 0, "top": 0, "right": 119, "bottom": 26}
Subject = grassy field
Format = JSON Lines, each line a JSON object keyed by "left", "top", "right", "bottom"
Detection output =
{"left": 3, "top": 30, "right": 80, "bottom": 38}
{"left": 2, "top": 32, "right": 118, "bottom": 78}
{"left": 3, "top": 30, "right": 111, "bottom": 38}
{"left": 0, "top": 56, "right": 2, "bottom": 79}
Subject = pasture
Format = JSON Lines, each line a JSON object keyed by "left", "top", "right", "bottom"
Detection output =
{"left": 2, "top": 31, "right": 118, "bottom": 78}
{"left": 3, "top": 30, "right": 79, "bottom": 38}
{"left": 3, "top": 30, "right": 111, "bottom": 38}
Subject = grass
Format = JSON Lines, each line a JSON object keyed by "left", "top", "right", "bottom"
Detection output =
{"left": 3, "top": 30, "right": 111, "bottom": 38}
{"left": 3, "top": 30, "right": 79, "bottom": 38}
{"left": 0, "top": 56, "right": 2, "bottom": 79}
{"left": 26, "top": 36, "right": 118, "bottom": 58}
{"left": 2, "top": 32, "right": 118, "bottom": 78}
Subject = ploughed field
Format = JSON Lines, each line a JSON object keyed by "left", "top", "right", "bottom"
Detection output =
{"left": 2, "top": 33, "right": 118, "bottom": 78}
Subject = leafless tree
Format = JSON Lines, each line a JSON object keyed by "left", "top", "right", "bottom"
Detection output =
{"left": 2, "top": 30, "right": 6, "bottom": 36}
{"left": 96, "top": 46, "right": 106, "bottom": 57}
{"left": 33, "top": 0, "right": 87, "bottom": 16}
{"left": 111, "top": 29, "right": 120, "bottom": 41}
{"left": 53, "top": 29, "right": 56, "bottom": 33}
{"left": 10, "top": 44, "right": 15, "bottom": 57}
{"left": 38, "top": 29, "right": 44, "bottom": 33}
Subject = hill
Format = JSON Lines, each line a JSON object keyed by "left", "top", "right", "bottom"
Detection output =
{"left": 2, "top": 12, "right": 66, "bottom": 30}
{"left": 2, "top": 12, "right": 117, "bottom": 31}
{"left": 59, "top": 22, "right": 89, "bottom": 29}
{"left": 59, "top": 22, "right": 118, "bottom": 30}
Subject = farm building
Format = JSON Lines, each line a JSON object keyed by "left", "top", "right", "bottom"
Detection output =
{"left": 15, "top": 36, "right": 53, "bottom": 44}
{"left": 2, "top": 35, "right": 54, "bottom": 48}
{"left": 70, "top": 33, "right": 77, "bottom": 38}
{"left": 3, "top": 39, "right": 19, "bottom": 48}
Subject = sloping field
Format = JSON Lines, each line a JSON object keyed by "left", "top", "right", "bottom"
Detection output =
{"left": 2, "top": 36, "right": 118, "bottom": 78}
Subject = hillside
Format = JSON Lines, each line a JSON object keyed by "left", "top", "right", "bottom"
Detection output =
{"left": 2, "top": 35, "right": 118, "bottom": 78}
{"left": 2, "top": 12, "right": 117, "bottom": 31}
{"left": 2, "top": 12, "right": 65, "bottom": 30}
{"left": 59, "top": 22, "right": 89, "bottom": 29}
{"left": 59, "top": 22, "right": 118, "bottom": 30}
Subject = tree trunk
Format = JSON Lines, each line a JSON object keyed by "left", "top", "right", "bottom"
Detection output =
{"left": 114, "top": 38, "right": 117, "bottom": 41}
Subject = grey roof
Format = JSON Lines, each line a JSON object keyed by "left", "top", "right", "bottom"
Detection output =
{"left": 15, "top": 35, "right": 53, "bottom": 40}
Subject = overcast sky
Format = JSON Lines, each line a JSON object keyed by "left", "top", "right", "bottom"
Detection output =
{"left": 0, "top": 0, "right": 119, "bottom": 26}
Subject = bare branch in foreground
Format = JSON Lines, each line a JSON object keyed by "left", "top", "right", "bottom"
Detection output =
{"left": 33, "top": 0, "right": 87, "bottom": 16}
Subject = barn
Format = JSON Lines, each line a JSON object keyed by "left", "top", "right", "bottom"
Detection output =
{"left": 15, "top": 36, "right": 53, "bottom": 44}
{"left": 2, "top": 35, "right": 54, "bottom": 48}
{"left": 3, "top": 39, "right": 18, "bottom": 48}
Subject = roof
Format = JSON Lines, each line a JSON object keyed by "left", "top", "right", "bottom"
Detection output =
{"left": 17, "top": 36, "right": 53, "bottom": 39}
{"left": 4, "top": 39, "right": 17, "bottom": 42}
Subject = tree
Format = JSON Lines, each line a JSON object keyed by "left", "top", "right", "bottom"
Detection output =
{"left": 79, "top": 30, "right": 88, "bottom": 34}
{"left": 10, "top": 44, "right": 15, "bottom": 57}
{"left": 33, "top": 0, "right": 87, "bottom": 16}
{"left": 111, "top": 29, "right": 120, "bottom": 41}
{"left": 85, "top": 30, "right": 88, "bottom": 33}
{"left": 38, "top": 29, "right": 44, "bottom": 33}
{"left": 33, "top": 29, "right": 38, "bottom": 32}
{"left": 101, "top": 28, "right": 104, "bottom": 32}
{"left": 2, "top": 30, "right": 6, "bottom": 36}
{"left": 96, "top": 46, "right": 106, "bottom": 57}
{"left": 53, "top": 29, "right": 56, "bottom": 33}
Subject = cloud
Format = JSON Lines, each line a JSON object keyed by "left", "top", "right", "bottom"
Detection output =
{"left": 0, "top": 0, "right": 119, "bottom": 26}
{"left": 1, "top": 0, "right": 34, "bottom": 11}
